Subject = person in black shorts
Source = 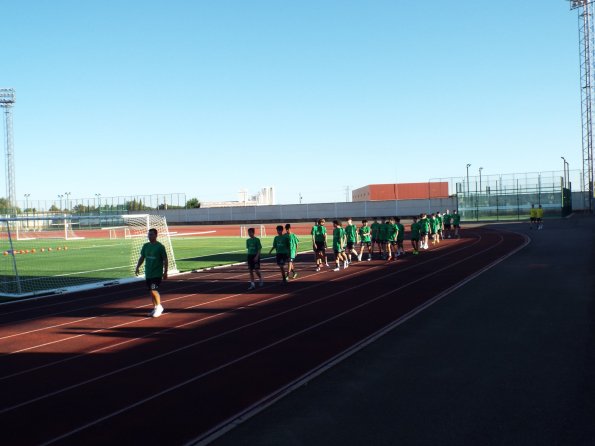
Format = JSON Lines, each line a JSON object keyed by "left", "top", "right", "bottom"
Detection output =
{"left": 246, "top": 227, "right": 263, "bottom": 290}
{"left": 269, "top": 225, "right": 290, "bottom": 283}
{"left": 311, "top": 218, "right": 328, "bottom": 271}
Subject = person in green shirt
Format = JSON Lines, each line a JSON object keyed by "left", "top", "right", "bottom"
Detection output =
{"left": 452, "top": 210, "right": 461, "bottom": 238}
{"left": 285, "top": 223, "right": 300, "bottom": 279}
{"left": 419, "top": 213, "right": 430, "bottom": 250}
{"left": 135, "top": 228, "right": 168, "bottom": 318}
{"left": 269, "top": 225, "right": 290, "bottom": 283}
{"left": 410, "top": 216, "right": 421, "bottom": 255}
{"left": 370, "top": 217, "right": 381, "bottom": 259}
{"left": 435, "top": 212, "right": 443, "bottom": 244}
{"left": 332, "top": 220, "right": 347, "bottom": 271}
{"left": 378, "top": 218, "right": 389, "bottom": 260}
{"left": 246, "top": 227, "right": 263, "bottom": 290}
{"left": 430, "top": 213, "right": 438, "bottom": 245}
{"left": 396, "top": 216, "right": 405, "bottom": 257}
{"left": 311, "top": 218, "right": 329, "bottom": 271}
{"left": 443, "top": 210, "right": 453, "bottom": 238}
{"left": 357, "top": 219, "right": 372, "bottom": 261}
{"left": 344, "top": 217, "right": 358, "bottom": 263}
{"left": 387, "top": 217, "right": 399, "bottom": 262}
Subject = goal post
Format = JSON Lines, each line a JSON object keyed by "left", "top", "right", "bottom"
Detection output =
{"left": 240, "top": 224, "right": 267, "bottom": 238}
{"left": 0, "top": 214, "right": 178, "bottom": 299}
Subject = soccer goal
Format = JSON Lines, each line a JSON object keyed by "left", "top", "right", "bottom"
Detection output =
{"left": 239, "top": 224, "right": 267, "bottom": 238}
{"left": 15, "top": 217, "right": 85, "bottom": 241}
{"left": 0, "top": 214, "right": 178, "bottom": 299}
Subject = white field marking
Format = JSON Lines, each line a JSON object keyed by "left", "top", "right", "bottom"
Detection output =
{"left": 39, "top": 234, "right": 506, "bottom": 446}
{"left": 168, "top": 230, "right": 217, "bottom": 237}
{"left": 192, "top": 231, "right": 529, "bottom": 446}
{"left": 0, "top": 234, "right": 485, "bottom": 414}
{"left": 0, "top": 236, "right": 475, "bottom": 352}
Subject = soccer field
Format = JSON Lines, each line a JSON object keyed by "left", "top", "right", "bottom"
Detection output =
{"left": 0, "top": 235, "right": 276, "bottom": 300}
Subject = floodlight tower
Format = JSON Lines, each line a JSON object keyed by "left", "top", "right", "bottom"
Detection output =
{"left": 568, "top": 1, "right": 595, "bottom": 212}
{"left": 0, "top": 88, "right": 16, "bottom": 212}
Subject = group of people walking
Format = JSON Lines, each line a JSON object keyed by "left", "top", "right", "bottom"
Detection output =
{"left": 245, "top": 210, "right": 462, "bottom": 289}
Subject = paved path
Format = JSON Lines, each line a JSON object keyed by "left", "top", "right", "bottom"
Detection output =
{"left": 212, "top": 216, "right": 595, "bottom": 446}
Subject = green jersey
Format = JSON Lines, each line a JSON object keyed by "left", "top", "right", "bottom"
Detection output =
{"left": 345, "top": 224, "right": 357, "bottom": 243}
{"left": 420, "top": 218, "right": 430, "bottom": 233}
{"left": 371, "top": 221, "right": 380, "bottom": 239}
{"left": 358, "top": 225, "right": 371, "bottom": 243}
{"left": 453, "top": 213, "right": 461, "bottom": 225}
{"left": 140, "top": 241, "right": 167, "bottom": 279}
{"left": 396, "top": 223, "right": 405, "bottom": 241}
{"left": 312, "top": 224, "right": 326, "bottom": 242}
{"left": 430, "top": 218, "right": 439, "bottom": 232}
{"left": 444, "top": 214, "right": 452, "bottom": 225}
{"left": 410, "top": 222, "right": 420, "bottom": 238}
{"left": 378, "top": 223, "right": 388, "bottom": 241}
{"left": 332, "top": 227, "right": 345, "bottom": 251}
{"left": 436, "top": 215, "right": 443, "bottom": 228}
{"left": 246, "top": 237, "right": 262, "bottom": 255}
{"left": 387, "top": 223, "right": 399, "bottom": 242}
{"left": 272, "top": 234, "right": 290, "bottom": 255}
{"left": 288, "top": 233, "right": 300, "bottom": 258}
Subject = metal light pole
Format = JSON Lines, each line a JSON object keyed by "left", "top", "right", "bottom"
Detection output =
{"left": 479, "top": 167, "right": 483, "bottom": 193}
{"left": 561, "top": 156, "right": 569, "bottom": 188}
{"left": 95, "top": 193, "right": 101, "bottom": 214}
{"left": 58, "top": 194, "right": 64, "bottom": 212}
{"left": 64, "top": 192, "right": 71, "bottom": 212}
{"left": 466, "top": 164, "right": 471, "bottom": 195}
{"left": 24, "top": 193, "right": 30, "bottom": 214}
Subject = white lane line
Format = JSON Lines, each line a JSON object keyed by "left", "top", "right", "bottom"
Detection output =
{"left": 41, "top": 234, "right": 510, "bottom": 446}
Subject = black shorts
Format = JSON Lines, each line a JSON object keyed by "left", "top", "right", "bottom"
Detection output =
{"left": 346, "top": 241, "right": 355, "bottom": 249}
{"left": 371, "top": 237, "right": 378, "bottom": 244}
{"left": 145, "top": 277, "right": 162, "bottom": 290}
{"left": 530, "top": 217, "right": 536, "bottom": 223}
{"left": 411, "top": 236, "right": 419, "bottom": 242}
{"left": 314, "top": 241, "right": 326, "bottom": 252}
{"left": 444, "top": 224, "right": 451, "bottom": 229}
{"left": 454, "top": 224, "right": 460, "bottom": 228}
{"left": 276, "top": 253, "right": 288, "bottom": 266}
{"left": 361, "top": 241, "right": 371, "bottom": 247}
{"left": 247, "top": 254, "right": 260, "bottom": 270}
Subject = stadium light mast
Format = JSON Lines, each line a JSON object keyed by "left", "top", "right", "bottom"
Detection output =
{"left": 0, "top": 88, "right": 16, "bottom": 213}
{"left": 567, "top": 0, "right": 595, "bottom": 212}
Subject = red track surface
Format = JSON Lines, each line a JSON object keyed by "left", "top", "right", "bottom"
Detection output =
{"left": 0, "top": 227, "right": 527, "bottom": 446}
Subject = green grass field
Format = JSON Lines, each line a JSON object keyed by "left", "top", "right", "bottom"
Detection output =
{"left": 0, "top": 235, "right": 277, "bottom": 300}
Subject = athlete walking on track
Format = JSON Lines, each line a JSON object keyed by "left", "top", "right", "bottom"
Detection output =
{"left": 135, "top": 228, "right": 168, "bottom": 317}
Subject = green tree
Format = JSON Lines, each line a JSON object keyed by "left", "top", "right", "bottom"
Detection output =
{"left": 186, "top": 198, "right": 201, "bottom": 208}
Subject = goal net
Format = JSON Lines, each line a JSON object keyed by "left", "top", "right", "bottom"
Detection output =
{"left": 15, "top": 218, "right": 85, "bottom": 241}
{"left": 239, "top": 224, "right": 267, "bottom": 238}
{"left": 0, "top": 214, "right": 178, "bottom": 299}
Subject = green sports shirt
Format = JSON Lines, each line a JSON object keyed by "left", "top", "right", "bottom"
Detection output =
{"left": 272, "top": 234, "right": 290, "bottom": 254}
{"left": 453, "top": 214, "right": 461, "bottom": 225}
{"left": 387, "top": 223, "right": 399, "bottom": 242}
{"left": 358, "top": 225, "right": 371, "bottom": 243}
{"left": 332, "top": 227, "right": 345, "bottom": 251}
{"left": 370, "top": 222, "right": 380, "bottom": 238}
{"left": 396, "top": 223, "right": 405, "bottom": 241}
{"left": 288, "top": 233, "right": 300, "bottom": 258}
{"left": 246, "top": 237, "right": 262, "bottom": 255}
{"left": 410, "top": 222, "right": 420, "bottom": 237}
{"left": 345, "top": 224, "right": 357, "bottom": 242}
{"left": 140, "top": 241, "right": 167, "bottom": 279}
{"left": 312, "top": 225, "right": 327, "bottom": 242}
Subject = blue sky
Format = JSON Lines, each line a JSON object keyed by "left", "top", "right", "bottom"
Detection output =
{"left": 1, "top": 1, "right": 583, "bottom": 205}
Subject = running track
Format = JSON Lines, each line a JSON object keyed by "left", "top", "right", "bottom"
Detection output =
{"left": 0, "top": 227, "right": 527, "bottom": 446}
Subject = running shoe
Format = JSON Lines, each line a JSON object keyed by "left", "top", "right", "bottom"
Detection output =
{"left": 247, "top": 283, "right": 256, "bottom": 290}
{"left": 152, "top": 305, "right": 164, "bottom": 318}
{"left": 333, "top": 267, "right": 340, "bottom": 271}
{"left": 315, "top": 267, "right": 321, "bottom": 272}
{"left": 292, "top": 272, "right": 298, "bottom": 279}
